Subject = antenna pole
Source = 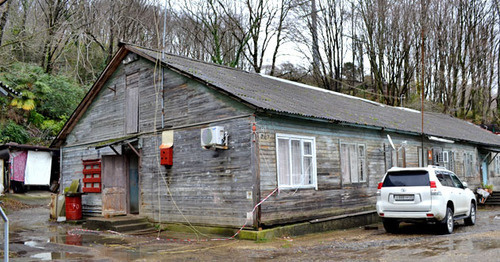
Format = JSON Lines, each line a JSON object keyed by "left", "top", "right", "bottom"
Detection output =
{"left": 420, "top": 0, "right": 426, "bottom": 166}
{"left": 160, "top": 1, "right": 167, "bottom": 129}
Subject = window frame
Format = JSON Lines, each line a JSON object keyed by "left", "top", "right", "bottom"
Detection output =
{"left": 463, "top": 152, "right": 474, "bottom": 177}
{"left": 275, "top": 133, "right": 317, "bottom": 190}
{"left": 340, "top": 142, "right": 367, "bottom": 185}
{"left": 495, "top": 155, "right": 500, "bottom": 176}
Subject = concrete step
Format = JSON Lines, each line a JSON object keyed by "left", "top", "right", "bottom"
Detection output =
{"left": 127, "top": 228, "right": 158, "bottom": 235}
{"left": 484, "top": 194, "right": 500, "bottom": 205}
{"left": 110, "top": 218, "right": 148, "bottom": 226}
{"left": 84, "top": 215, "right": 154, "bottom": 234}
{"left": 113, "top": 222, "right": 152, "bottom": 232}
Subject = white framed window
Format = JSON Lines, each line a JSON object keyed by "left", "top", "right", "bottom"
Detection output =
{"left": 463, "top": 152, "right": 474, "bottom": 177}
{"left": 276, "top": 134, "right": 317, "bottom": 189}
{"left": 340, "top": 142, "right": 367, "bottom": 184}
{"left": 439, "top": 151, "right": 455, "bottom": 172}
{"left": 494, "top": 155, "right": 500, "bottom": 175}
{"left": 442, "top": 151, "right": 449, "bottom": 163}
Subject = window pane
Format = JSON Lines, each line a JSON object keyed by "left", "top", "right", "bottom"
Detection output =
{"left": 278, "top": 138, "right": 290, "bottom": 186}
{"left": 304, "top": 156, "right": 313, "bottom": 185}
{"left": 349, "top": 144, "right": 359, "bottom": 183}
{"left": 391, "top": 150, "right": 397, "bottom": 168}
{"left": 340, "top": 144, "right": 350, "bottom": 184}
{"left": 291, "top": 140, "right": 302, "bottom": 185}
{"left": 397, "top": 148, "right": 405, "bottom": 167}
{"left": 358, "top": 145, "right": 365, "bottom": 182}
{"left": 451, "top": 174, "right": 464, "bottom": 188}
{"left": 436, "top": 173, "right": 454, "bottom": 187}
{"left": 418, "top": 147, "right": 423, "bottom": 167}
{"left": 383, "top": 171, "right": 430, "bottom": 187}
{"left": 304, "top": 141, "right": 312, "bottom": 155}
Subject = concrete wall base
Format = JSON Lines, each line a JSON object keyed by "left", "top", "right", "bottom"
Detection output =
{"left": 159, "top": 210, "right": 380, "bottom": 241}
{"left": 239, "top": 210, "right": 380, "bottom": 241}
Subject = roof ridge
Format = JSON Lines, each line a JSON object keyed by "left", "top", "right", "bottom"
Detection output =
{"left": 123, "top": 43, "right": 252, "bottom": 75}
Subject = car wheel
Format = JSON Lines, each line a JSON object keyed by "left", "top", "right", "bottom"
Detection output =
{"left": 464, "top": 202, "right": 476, "bottom": 226}
{"left": 383, "top": 219, "right": 400, "bottom": 233}
{"left": 440, "top": 207, "right": 454, "bottom": 234}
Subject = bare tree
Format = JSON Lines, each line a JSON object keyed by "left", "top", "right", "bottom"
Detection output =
{"left": 0, "top": 0, "right": 10, "bottom": 46}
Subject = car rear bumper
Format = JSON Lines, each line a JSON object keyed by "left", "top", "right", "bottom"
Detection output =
{"left": 376, "top": 203, "right": 446, "bottom": 221}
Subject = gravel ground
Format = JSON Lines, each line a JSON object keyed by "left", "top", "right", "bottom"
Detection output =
{"left": 1, "top": 192, "right": 499, "bottom": 261}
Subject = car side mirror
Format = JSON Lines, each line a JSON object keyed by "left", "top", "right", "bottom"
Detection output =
{"left": 462, "top": 182, "right": 468, "bottom": 188}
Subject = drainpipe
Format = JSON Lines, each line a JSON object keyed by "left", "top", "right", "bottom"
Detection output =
{"left": 0, "top": 204, "right": 9, "bottom": 262}
{"left": 59, "top": 148, "right": 63, "bottom": 194}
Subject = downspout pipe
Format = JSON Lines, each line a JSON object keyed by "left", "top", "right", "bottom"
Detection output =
{"left": 0, "top": 204, "right": 9, "bottom": 262}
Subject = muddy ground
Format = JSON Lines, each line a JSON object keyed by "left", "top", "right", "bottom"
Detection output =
{"left": 0, "top": 192, "right": 499, "bottom": 261}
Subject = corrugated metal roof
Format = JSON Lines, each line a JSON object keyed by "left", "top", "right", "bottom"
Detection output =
{"left": 0, "top": 80, "right": 20, "bottom": 97}
{"left": 126, "top": 45, "right": 500, "bottom": 147}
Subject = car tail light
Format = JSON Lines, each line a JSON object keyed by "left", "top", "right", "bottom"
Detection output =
{"left": 430, "top": 181, "right": 442, "bottom": 195}
{"left": 378, "top": 183, "right": 383, "bottom": 189}
{"left": 426, "top": 213, "right": 434, "bottom": 217}
{"left": 379, "top": 213, "right": 384, "bottom": 217}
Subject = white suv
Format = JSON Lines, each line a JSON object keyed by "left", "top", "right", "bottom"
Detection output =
{"left": 376, "top": 166, "right": 477, "bottom": 234}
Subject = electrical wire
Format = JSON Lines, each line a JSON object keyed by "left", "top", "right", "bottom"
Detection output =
{"left": 151, "top": 1, "right": 210, "bottom": 240}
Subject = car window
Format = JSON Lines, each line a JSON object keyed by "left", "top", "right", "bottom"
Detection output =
{"left": 383, "top": 170, "right": 430, "bottom": 187}
{"left": 436, "top": 173, "right": 454, "bottom": 187}
{"left": 450, "top": 174, "right": 464, "bottom": 189}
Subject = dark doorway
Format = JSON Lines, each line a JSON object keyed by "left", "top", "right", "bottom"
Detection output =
{"left": 128, "top": 154, "right": 139, "bottom": 214}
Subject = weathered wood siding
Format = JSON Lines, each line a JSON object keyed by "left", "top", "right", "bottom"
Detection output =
{"left": 256, "top": 116, "right": 481, "bottom": 226}
{"left": 139, "top": 117, "right": 254, "bottom": 227}
{"left": 61, "top": 145, "right": 119, "bottom": 215}
{"left": 61, "top": 56, "right": 255, "bottom": 227}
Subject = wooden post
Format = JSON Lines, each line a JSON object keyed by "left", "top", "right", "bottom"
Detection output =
{"left": 250, "top": 115, "right": 261, "bottom": 229}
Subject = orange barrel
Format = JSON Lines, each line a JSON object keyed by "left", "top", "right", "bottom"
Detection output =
{"left": 65, "top": 193, "right": 83, "bottom": 220}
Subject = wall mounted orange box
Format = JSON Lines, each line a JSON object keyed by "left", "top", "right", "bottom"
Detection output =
{"left": 160, "top": 147, "right": 173, "bottom": 166}
{"left": 82, "top": 159, "right": 101, "bottom": 193}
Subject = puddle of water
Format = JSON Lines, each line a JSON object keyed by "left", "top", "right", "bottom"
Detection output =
{"left": 45, "top": 232, "right": 130, "bottom": 247}
{"left": 31, "top": 252, "right": 52, "bottom": 261}
{"left": 31, "top": 252, "right": 93, "bottom": 261}
{"left": 63, "top": 234, "right": 130, "bottom": 246}
{"left": 24, "top": 240, "right": 46, "bottom": 249}
{"left": 64, "top": 233, "right": 82, "bottom": 246}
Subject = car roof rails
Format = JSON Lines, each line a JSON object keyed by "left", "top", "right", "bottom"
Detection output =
{"left": 427, "top": 165, "right": 446, "bottom": 169}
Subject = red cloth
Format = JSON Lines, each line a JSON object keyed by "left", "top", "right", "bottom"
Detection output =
{"left": 11, "top": 151, "right": 27, "bottom": 182}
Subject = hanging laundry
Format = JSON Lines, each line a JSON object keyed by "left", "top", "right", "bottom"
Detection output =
{"left": 11, "top": 151, "right": 27, "bottom": 182}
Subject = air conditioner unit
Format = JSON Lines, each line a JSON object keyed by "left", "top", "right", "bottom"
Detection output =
{"left": 201, "top": 126, "right": 226, "bottom": 148}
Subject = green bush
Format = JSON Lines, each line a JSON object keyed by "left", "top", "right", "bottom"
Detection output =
{"left": 0, "top": 121, "right": 29, "bottom": 144}
{"left": 0, "top": 62, "right": 85, "bottom": 144}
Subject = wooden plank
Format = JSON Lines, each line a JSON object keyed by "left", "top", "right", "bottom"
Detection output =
{"left": 250, "top": 116, "right": 261, "bottom": 229}
{"left": 126, "top": 72, "right": 139, "bottom": 134}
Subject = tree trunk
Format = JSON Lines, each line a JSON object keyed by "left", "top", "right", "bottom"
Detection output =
{"left": 311, "top": 0, "right": 321, "bottom": 79}
{"left": 0, "top": 0, "right": 10, "bottom": 47}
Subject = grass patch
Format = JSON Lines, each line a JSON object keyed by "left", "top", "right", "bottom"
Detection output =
{"left": 254, "top": 238, "right": 270, "bottom": 243}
